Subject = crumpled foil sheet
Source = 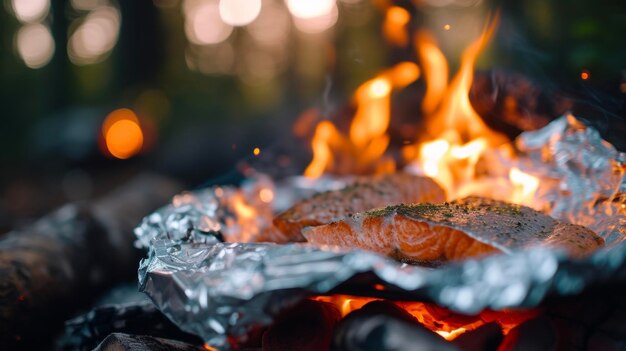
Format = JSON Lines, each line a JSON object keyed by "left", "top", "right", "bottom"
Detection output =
{"left": 516, "top": 114, "right": 626, "bottom": 245}
{"left": 135, "top": 114, "right": 626, "bottom": 348}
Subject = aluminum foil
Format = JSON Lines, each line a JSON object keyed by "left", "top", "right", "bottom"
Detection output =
{"left": 516, "top": 114, "right": 626, "bottom": 245}
{"left": 135, "top": 114, "right": 626, "bottom": 348}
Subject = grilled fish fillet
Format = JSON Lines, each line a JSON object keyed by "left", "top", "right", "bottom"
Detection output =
{"left": 273, "top": 173, "right": 446, "bottom": 242}
{"left": 303, "top": 196, "right": 604, "bottom": 262}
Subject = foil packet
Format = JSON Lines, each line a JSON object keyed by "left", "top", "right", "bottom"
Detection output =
{"left": 135, "top": 114, "right": 626, "bottom": 348}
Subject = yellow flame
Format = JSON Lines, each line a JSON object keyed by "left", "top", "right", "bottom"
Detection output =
{"left": 303, "top": 10, "right": 541, "bottom": 207}
{"left": 436, "top": 328, "right": 467, "bottom": 340}
{"left": 232, "top": 194, "right": 256, "bottom": 219}
{"left": 304, "top": 121, "right": 338, "bottom": 178}
{"left": 304, "top": 62, "right": 419, "bottom": 178}
{"left": 405, "top": 13, "right": 512, "bottom": 198}
{"left": 509, "top": 167, "right": 540, "bottom": 205}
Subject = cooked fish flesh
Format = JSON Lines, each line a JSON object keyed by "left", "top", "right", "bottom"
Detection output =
{"left": 303, "top": 196, "right": 604, "bottom": 262}
{"left": 273, "top": 173, "right": 446, "bottom": 242}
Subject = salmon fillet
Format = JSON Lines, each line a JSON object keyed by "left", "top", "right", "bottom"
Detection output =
{"left": 303, "top": 196, "right": 604, "bottom": 262}
{"left": 273, "top": 173, "right": 446, "bottom": 242}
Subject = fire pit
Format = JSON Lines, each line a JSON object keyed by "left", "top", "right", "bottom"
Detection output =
{"left": 131, "top": 11, "right": 626, "bottom": 351}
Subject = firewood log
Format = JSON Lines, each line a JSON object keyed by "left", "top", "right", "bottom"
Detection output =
{"left": 0, "top": 174, "right": 182, "bottom": 350}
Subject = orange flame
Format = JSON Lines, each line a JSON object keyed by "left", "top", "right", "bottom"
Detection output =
{"left": 415, "top": 30, "right": 448, "bottom": 116}
{"left": 303, "top": 10, "right": 539, "bottom": 205}
{"left": 312, "top": 294, "right": 538, "bottom": 341}
{"left": 404, "top": 13, "right": 519, "bottom": 200}
{"left": 509, "top": 167, "right": 540, "bottom": 205}
{"left": 383, "top": 6, "right": 410, "bottom": 47}
{"left": 304, "top": 62, "right": 420, "bottom": 178}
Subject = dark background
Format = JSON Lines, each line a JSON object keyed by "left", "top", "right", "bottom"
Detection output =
{"left": 0, "top": 0, "right": 624, "bottom": 233}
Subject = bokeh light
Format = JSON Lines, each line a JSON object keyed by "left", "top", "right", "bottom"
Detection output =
{"left": 246, "top": 0, "right": 290, "bottom": 46}
{"left": 286, "top": 0, "right": 335, "bottom": 19}
{"left": 423, "top": 0, "right": 483, "bottom": 7}
{"left": 188, "top": 42, "right": 235, "bottom": 74}
{"left": 11, "top": 0, "right": 50, "bottom": 23}
{"left": 68, "top": 6, "right": 121, "bottom": 65}
{"left": 238, "top": 49, "right": 278, "bottom": 85}
{"left": 218, "top": 0, "right": 262, "bottom": 27}
{"left": 292, "top": 1, "right": 338, "bottom": 33}
{"left": 102, "top": 108, "right": 144, "bottom": 159}
{"left": 15, "top": 23, "right": 55, "bottom": 69}
{"left": 581, "top": 70, "right": 590, "bottom": 80}
{"left": 184, "top": 0, "right": 233, "bottom": 45}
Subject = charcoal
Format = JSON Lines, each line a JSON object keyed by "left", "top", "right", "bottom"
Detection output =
{"left": 56, "top": 301, "right": 202, "bottom": 351}
{"left": 543, "top": 284, "right": 626, "bottom": 350}
{"left": 93, "top": 333, "right": 204, "bottom": 351}
{"left": 498, "top": 316, "right": 556, "bottom": 351}
{"left": 0, "top": 174, "right": 182, "bottom": 350}
{"left": 261, "top": 299, "right": 341, "bottom": 351}
{"left": 451, "top": 322, "right": 502, "bottom": 351}
{"left": 331, "top": 301, "right": 459, "bottom": 351}
{"left": 586, "top": 332, "right": 626, "bottom": 351}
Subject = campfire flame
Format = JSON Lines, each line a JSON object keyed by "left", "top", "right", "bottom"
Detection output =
{"left": 304, "top": 62, "right": 420, "bottom": 177}
{"left": 403, "top": 13, "right": 517, "bottom": 200}
{"left": 303, "top": 11, "right": 542, "bottom": 208}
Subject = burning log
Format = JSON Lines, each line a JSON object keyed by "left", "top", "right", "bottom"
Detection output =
{"left": 93, "top": 333, "right": 204, "bottom": 351}
{"left": 0, "top": 174, "right": 182, "bottom": 350}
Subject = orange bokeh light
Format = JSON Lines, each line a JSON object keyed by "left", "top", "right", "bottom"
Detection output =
{"left": 102, "top": 108, "right": 144, "bottom": 159}
{"left": 581, "top": 70, "right": 590, "bottom": 80}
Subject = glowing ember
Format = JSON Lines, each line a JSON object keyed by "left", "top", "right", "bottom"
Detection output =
{"left": 435, "top": 328, "right": 466, "bottom": 340}
{"left": 312, "top": 295, "right": 538, "bottom": 341}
